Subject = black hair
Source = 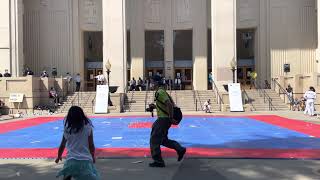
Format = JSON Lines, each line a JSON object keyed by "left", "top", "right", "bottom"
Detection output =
{"left": 310, "top": 86, "right": 316, "bottom": 92}
{"left": 64, "top": 106, "right": 92, "bottom": 134}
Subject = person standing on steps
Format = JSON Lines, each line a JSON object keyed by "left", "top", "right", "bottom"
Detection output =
{"left": 75, "top": 73, "right": 81, "bottom": 92}
{"left": 249, "top": 71, "right": 257, "bottom": 89}
{"left": 95, "top": 71, "right": 105, "bottom": 85}
{"left": 149, "top": 75, "right": 186, "bottom": 168}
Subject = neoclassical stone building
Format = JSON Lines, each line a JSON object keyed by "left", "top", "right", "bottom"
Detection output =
{"left": 0, "top": 0, "right": 319, "bottom": 92}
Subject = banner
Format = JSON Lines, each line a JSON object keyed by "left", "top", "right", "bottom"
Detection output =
{"left": 95, "top": 85, "right": 109, "bottom": 114}
{"left": 9, "top": 93, "right": 24, "bottom": 103}
{"left": 228, "top": 83, "right": 244, "bottom": 112}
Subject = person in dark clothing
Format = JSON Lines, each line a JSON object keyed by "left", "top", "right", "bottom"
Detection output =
{"left": 23, "top": 67, "right": 34, "bottom": 76}
{"left": 0, "top": 73, "right": 2, "bottom": 77}
{"left": 41, "top": 70, "right": 49, "bottom": 78}
{"left": 149, "top": 75, "right": 186, "bottom": 168}
{"left": 137, "top": 77, "right": 143, "bottom": 91}
{"left": 3, "top": 70, "right": 11, "bottom": 77}
{"left": 286, "top": 84, "right": 293, "bottom": 102}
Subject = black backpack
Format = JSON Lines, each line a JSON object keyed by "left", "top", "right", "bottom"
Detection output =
{"left": 155, "top": 90, "right": 183, "bottom": 125}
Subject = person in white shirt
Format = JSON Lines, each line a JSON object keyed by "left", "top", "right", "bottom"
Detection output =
{"left": 130, "top": 78, "right": 136, "bottom": 91}
{"left": 304, "top": 86, "right": 317, "bottom": 116}
{"left": 174, "top": 77, "right": 181, "bottom": 90}
{"left": 55, "top": 106, "right": 100, "bottom": 179}
{"left": 203, "top": 99, "right": 212, "bottom": 113}
{"left": 95, "top": 71, "right": 105, "bottom": 85}
{"left": 75, "top": 73, "right": 81, "bottom": 92}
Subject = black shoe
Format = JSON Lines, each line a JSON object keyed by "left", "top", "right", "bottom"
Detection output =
{"left": 149, "top": 161, "right": 165, "bottom": 168}
{"left": 178, "top": 148, "right": 186, "bottom": 162}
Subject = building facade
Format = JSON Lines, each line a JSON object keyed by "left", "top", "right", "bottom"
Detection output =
{"left": 0, "top": 0, "right": 318, "bottom": 93}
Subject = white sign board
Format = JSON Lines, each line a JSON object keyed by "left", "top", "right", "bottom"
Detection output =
{"left": 228, "top": 83, "right": 244, "bottom": 112}
{"left": 9, "top": 93, "right": 24, "bottom": 103}
{"left": 95, "top": 85, "right": 109, "bottom": 114}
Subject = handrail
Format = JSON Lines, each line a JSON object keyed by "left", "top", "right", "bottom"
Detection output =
{"left": 126, "top": 86, "right": 135, "bottom": 112}
{"left": 256, "top": 81, "right": 276, "bottom": 111}
{"left": 212, "top": 81, "right": 224, "bottom": 111}
{"left": 123, "top": 85, "right": 129, "bottom": 112}
{"left": 192, "top": 90, "right": 197, "bottom": 111}
{"left": 271, "top": 78, "right": 293, "bottom": 108}
{"left": 70, "top": 92, "right": 79, "bottom": 106}
{"left": 144, "top": 85, "right": 149, "bottom": 112}
{"left": 91, "top": 96, "right": 96, "bottom": 113}
{"left": 176, "top": 90, "right": 178, "bottom": 106}
{"left": 242, "top": 89, "right": 256, "bottom": 111}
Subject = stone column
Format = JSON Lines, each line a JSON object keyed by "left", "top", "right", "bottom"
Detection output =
{"left": 10, "top": 0, "right": 24, "bottom": 77}
{"left": 317, "top": 0, "right": 320, "bottom": 72}
{"left": 130, "top": 0, "right": 145, "bottom": 80}
{"left": 164, "top": 0, "right": 174, "bottom": 79}
{"left": 103, "top": 0, "right": 127, "bottom": 93}
{"left": 192, "top": 0, "right": 208, "bottom": 90}
{"left": 211, "top": 0, "right": 237, "bottom": 82}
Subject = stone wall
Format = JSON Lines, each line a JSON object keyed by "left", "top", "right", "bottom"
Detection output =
{"left": 274, "top": 73, "right": 320, "bottom": 106}
{"left": 0, "top": 76, "right": 67, "bottom": 114}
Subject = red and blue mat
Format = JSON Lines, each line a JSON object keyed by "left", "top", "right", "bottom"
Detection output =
{"left": 1, "top": 115, "right": 320, "bottom": 159}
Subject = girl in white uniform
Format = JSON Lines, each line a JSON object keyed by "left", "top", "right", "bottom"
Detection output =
{"left": 304, "top": 87, "right": 316, "bottom": 116}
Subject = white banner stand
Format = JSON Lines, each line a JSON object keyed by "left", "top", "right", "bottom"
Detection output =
{"left": 228, "top": 83, "right": 244, "bottom": 112}
{"left": 95, "top": 85, "right": 109, "bottom": 114}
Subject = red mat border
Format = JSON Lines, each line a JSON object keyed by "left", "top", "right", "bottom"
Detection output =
{"left": 246, "top": 115, "right": 320, "bottom": 138}
{"left": 1, "top": 148, "right": 320, "bottom": 159}
{"left": 0, "top": 117, "right": 62, "bottom": 134}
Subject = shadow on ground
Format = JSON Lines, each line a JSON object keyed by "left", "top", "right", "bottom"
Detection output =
{"left": 1, "top": 158, "right": 320, "bottom": 180}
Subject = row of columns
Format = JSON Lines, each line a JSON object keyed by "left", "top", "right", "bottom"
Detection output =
{"left": 102, "top": 0, "right": 237, "bottom": 93}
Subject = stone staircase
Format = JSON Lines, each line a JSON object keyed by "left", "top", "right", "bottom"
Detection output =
{"left": 245, "top": 89, "right": 290, "bottom": 111}
{"left": 57, "top": 92, "right": 96, "bottom": 113}
{"left": 195, "top": 90, "right": 221, "bottom": 112}
{"left": 173, "top": 90, "right": 196, "bottom": 111}
{"left": 124, "top": 90, "right": 220, "bottom": 112}
{"left": 123, "top": 91, "right": 149, "bottom": 112}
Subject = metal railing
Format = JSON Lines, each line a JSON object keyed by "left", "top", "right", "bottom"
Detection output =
{"left": 127, "top": 87, "right": 135, "bottom": 112}
{"left": 144, "top": 87, "right": 150, "bottom": 112}
{"left": 271, "top": 78, "right": 293, "bottom": 109}
{"left": 91, "top": 96, "right": 96, "bottom": 113}
{"left": 256, "top": 81, "right": 276, "bottom": 111}
{"left": 192, "top": 90, "right": 197, "bottom": 111}
{"left": 212, "top": 81, "right": 224, "bottom": 111}
{"left": 242, "top": 89, "right": 256, "bottom": 111}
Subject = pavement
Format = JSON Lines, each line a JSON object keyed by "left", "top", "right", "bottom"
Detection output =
{"left": 1, "top": 158, "right": 320, "bottom": 180}
{"left": 1, "top": 111, "right": 320, "bottom": 180}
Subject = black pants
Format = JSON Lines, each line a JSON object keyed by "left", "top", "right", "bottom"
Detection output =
{"left": 150, "top": 117, "right": 184, "bottom": 163}
{"left": 76, "top": 82, "right": 81, "bottom": 92}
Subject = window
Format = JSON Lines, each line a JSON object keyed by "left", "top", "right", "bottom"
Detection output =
{"left": 127, "top": 30, "right": 131, "bottom": 66}
{"left": 207, "top": 29, "right": 212, "bottom": 67}
{"left": 145, "top": 30, "right": 164, "bottom": 61}
{"left": 173, "top": 30, "right": 193, "bottom": 61}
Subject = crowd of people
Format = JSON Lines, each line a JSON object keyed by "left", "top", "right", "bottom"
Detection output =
{"left": 0, "top": 69, "right": 12, "bottom": 77}
{"left": 128, "top": 76, "right": 185, "bottom": 91}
